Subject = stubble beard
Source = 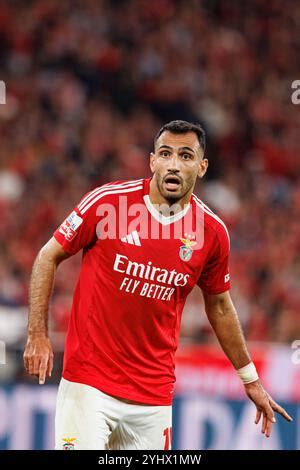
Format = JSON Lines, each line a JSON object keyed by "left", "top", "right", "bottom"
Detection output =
{"left": 156, "top": 174, "right": 194, "bottom": 206}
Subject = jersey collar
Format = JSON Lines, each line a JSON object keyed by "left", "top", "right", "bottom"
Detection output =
{"left": 143, "top": 177, "right": 191, "bottom": 226}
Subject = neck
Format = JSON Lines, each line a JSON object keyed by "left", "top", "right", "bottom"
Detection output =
{"left": 149, "top": 177, "right": 192, "bottom": 216}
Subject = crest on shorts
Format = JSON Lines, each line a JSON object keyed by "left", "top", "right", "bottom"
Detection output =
{"left": 179, "top": 237, "right": 197, "bottom": 262}
{"left": 62, "top": 437, "right": 77, "bottom": 450}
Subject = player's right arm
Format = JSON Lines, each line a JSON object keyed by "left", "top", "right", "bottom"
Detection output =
{"left": 23, "top": 181, "right": 115, "bottom": 383}
{"left": 23, "top": 237, "right": 71, "bottom": 384}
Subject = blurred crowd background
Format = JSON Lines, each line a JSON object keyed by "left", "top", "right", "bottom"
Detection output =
{"left": 0, "top": 0, "right": 299, "bottom": 384}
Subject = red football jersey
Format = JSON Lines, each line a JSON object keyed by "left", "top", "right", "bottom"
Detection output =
{"left": 53, "top": 178, "right": 231, "bottom": 405}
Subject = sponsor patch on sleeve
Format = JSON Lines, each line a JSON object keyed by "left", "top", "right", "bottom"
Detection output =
{"left": 59, "top": 211, "right": 83, "bottom": 242}
{"left": 224, "top": 273, "right": 230, "bottom": 283}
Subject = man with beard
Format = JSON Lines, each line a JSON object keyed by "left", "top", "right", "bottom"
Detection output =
{"left": 24, "top": 120, "right": 292, "bottom": 450}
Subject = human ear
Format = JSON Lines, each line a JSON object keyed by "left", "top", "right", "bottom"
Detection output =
{"left": 197, "top": 158, "right": 208, "bottom": 178}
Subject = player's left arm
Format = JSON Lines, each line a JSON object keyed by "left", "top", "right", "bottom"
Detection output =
{"left": 203, "top": 290, "right": 293, "bottom": 437}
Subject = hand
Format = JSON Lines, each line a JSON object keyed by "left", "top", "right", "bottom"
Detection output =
{"left": 23, "top": 334, "right": 54, "bottom": 384}
{"left": 244, "top": 380, "right": 293, "bottom": 437}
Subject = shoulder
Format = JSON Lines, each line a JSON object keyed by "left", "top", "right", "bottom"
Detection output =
{"left": 77, "top": 179, "right": 144, "bottom": 215}
{"left": 192, "top": 193, "right": 230, "bottom": 247}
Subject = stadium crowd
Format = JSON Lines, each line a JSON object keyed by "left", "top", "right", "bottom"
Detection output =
{"left": 0, "top": 0, "right": 299, "bottom": 375}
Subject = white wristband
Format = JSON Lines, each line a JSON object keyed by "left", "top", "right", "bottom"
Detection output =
{"left": 237, "top": 361, "right": 259, "bottom": 384}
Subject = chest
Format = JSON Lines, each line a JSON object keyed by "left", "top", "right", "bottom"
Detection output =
{"left": 93, "top": 229, "right": 211, "bottom": 298}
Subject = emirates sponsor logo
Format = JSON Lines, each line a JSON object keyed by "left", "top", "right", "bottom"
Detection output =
{"left": 114, "top": 254, "right": 189, "bottom": 286}
{"left": 113, "top": 254, "right": 190, "bottom": 300}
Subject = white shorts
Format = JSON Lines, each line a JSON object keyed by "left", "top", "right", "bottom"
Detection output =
{"left": 55, "top": 377, "right": 172, "bottom": 450}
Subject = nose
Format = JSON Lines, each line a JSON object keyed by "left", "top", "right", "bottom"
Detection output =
{"left": 167, "top": 154, "right": 180, "bottom": 173}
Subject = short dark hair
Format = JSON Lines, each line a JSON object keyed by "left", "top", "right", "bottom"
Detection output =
{"left": 154, "top": 120, "right": 206, "bottom": 153}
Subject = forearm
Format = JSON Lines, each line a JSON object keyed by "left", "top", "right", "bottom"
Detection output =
{"left": 205, "top": 294, "right": 251, "bottom": 370}
{"left": 27, "top": 250, "right": 57, "bottom": 337}
{"left": 208, "top": 299, "right": 293, "bottom": 436}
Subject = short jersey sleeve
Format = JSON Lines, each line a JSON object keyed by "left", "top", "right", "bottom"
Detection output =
{"left": 53, "top": 189, "right": 100, "bottom": 255}
{"left": 197, "top": 223, "right": 231, "bottom": 295}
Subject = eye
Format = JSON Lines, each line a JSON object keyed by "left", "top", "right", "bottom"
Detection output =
{"left": 181, "top": 153, "right": 192, "bottom": 160}
{"left": 160, "top": 151, "right": 171, "bottom": 157}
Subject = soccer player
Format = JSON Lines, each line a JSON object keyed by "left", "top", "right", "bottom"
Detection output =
{"left": 24, "top": 120, "right": 292, "bottom": 450}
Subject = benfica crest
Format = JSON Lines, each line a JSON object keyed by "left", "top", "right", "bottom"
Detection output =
{"left": 62, "top": 437, "right": 77, "bottom": 450}
{"left": 179, "top": 237, "right": 197, "bottom": 261}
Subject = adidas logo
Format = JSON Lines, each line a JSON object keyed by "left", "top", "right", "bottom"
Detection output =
{"left": 121, "top": 230, "right": 141, "bottom": 246}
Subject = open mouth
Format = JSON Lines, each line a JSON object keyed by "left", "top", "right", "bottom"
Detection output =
{"left": 163, "top": 174, "right": 182, "bottom": 191}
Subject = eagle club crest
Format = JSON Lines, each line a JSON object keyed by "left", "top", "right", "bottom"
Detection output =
{"left": 62, "top": 437, "right": 77, "bottom": 450}
{"left": 179, "top": 237, "right": 197, "bottom": 261}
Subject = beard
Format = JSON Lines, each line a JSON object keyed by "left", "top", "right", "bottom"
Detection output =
{"left": 155, "top": 171, "right": 194, "bottom": 204}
